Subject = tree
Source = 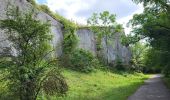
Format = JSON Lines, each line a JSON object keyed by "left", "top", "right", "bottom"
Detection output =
{"left": 120, "top": 34, "right": 141, "bottom": 46}
{"left": 87, "top": 11, "right": 123, "bottom": 64}
{"left": 129, "top": 0, "right": 170, "bottom": 76}
{"left": 142, "top": 48, "right": 163, "bottom": 73}
{"left": 130, "top": 42, "right": 147, "bottom": 72}
{"left": 0, "top": 8, "right": 67, "bottom": 100}
{"left": 132, "top": 0, "right": 170, "bottom": 11}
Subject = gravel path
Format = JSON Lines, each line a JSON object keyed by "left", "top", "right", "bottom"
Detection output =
{"left": 128, "top": 74, "right": 170, "bottom": 100}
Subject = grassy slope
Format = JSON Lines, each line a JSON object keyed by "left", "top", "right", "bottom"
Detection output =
{"left": 39, "top": 70, "right": 150, "bottom": 100}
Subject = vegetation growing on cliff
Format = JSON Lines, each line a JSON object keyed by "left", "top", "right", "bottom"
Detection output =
{"left": 26, "top": 0, "right": 133, "bottom": 71}
{"left": 2, "top": 0, "right": 169, "bottom": 99}
{"left": 26, "top": 0, "right": 77, "bottom": 29}
{"left": 26, "top": 0, "right": 36, "bottom": 6}
{"left": 87, "top": 11, "right": 125, "bottom": 65}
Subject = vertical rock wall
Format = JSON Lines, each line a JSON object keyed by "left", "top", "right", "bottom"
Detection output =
{"left": 0, "top": 0, "right": 63, "bottom": 57}
{"left": 76, "top": 29, "right": 132, "bottom": 65}
{"left": 0, "top": 0, "right": 131, "bottom": 65}
{"left": 76, "top": 29, "right": 96, "bottom": 55}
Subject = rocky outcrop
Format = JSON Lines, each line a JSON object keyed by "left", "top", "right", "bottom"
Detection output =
{"left": 100, "top": 32, "right": 132, "bottom": 64}
{"left": 0, "top": 0, "right": 131, "bottom": 65}
{"left": 76, "top": 29, "right": 96, "bottom": 55}
{"left": 0, "top": 0, "right": 63, "bottom": 57}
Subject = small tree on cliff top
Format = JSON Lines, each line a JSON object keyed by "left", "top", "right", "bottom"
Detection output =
{"left": 87, "top": 11, "right": 123, "bottom": 64}
{"left": 0, "top": 7, "right": 68, "bottom": 100}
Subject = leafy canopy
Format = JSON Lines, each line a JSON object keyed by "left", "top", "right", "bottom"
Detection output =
{"left": 130, "top": 0, "right": 170, "bottom": 76}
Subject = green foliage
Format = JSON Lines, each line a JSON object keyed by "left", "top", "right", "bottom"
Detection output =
{"left": 142, "top": 48, "right": 162, "bottom": 73}
{"left": 132, "top": 0, "right": 170, "bottom": 9}
{"left": 87, "top": 11, "right": 124, "bottom": 64}
{"left": 163, "top": 65, "right": 170, "bottom": 77}
{"left": 27, "top": 0, "right": 78, "bottom": 31}
{"left": 38, "top": 4, "right": 51, "bottom": 14}
{"left": 130, "top": 43, "right": 147, "bottom": 72}
{"left": 0, "top": 7, "right": 67, "bottom": 100}
{"left": 42, "top": 70, "right": 68, "bottom": 96}
{"left": 35, "top": 4, "right": 77, "bottom": 29}
{"left": 63, "top": 32, "right": 78, "bottom": 54}
{"left": 35, "top": 4, "right": 79, "bottom": 72}
{"left": 39, "top": 70, "right": 150, "bottom": 100}
{"left": 87, "top": 11, "right": 118, "bottom": 46}
{"left": 69, "top": 49, "right": 99, "bottom": 73}
{"left": 121, "top": 34, "right": 140, "bottom": 46}
{"left": 37, "top": 4, "right": 79, "bottom": 58}
{"left": 129, "top": 0, "right": 170, "bottom": 75}
{"left": 58, "top": 8, "right": 79, "bottom": 69}
{"left": 115, "top": 58, "right": 125, "bottom": 71}
{"left": 62, "top": 18, "right": 78, "bottom": 54}
{"left": 163, "top": 77, "right": 170, "bottom": 89}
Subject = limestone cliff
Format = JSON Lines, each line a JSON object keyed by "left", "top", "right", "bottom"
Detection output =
{"left": 76, "top": 29, "right": 96, "bottom": 55}
{"left": 0, "top": 0, "right": 63, "bottom": 57}
{"left": 0, "top": 0, "right": 132, "bottom": 65}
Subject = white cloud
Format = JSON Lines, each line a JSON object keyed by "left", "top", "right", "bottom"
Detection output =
{"left": 46, "top": 0, "right": 96, "bottom": 20}
{"left": 118, "top": 4, "right": 143, "bottom": 34}
{"left": 43, "top": 0, "right": 144, "bottom": 34}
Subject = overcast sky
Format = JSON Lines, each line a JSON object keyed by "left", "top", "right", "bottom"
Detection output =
{"left": 36, "top": 0, "right": 143, "bottom": 34}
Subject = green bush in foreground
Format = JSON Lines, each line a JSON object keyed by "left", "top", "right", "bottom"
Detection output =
{"left": 69, "top": 49, "right": 100, "bottom": 73}
{"left": 115, "top": 58, "right": 126, "bottom": 71}
{"left": 0, "top": 7, "right": 67, "bottom": 100}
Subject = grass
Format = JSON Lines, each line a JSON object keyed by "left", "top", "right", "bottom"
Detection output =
{"left": 38, "top": 69, "right": 150, "bottom": 100}
{"left": 0, "top": 68, "right": 150, "bottom": 100}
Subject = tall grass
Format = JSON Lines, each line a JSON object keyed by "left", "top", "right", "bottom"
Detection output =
{"left": 37, "top": 70, "right": 150, "bottom": 100}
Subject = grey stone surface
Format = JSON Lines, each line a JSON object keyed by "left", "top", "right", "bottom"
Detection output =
{"left": 76, "top": 29, "right": 96, "bottom": 55}
{"left": 128, "top": 74, "right": 170, "bottom": 100}
{"left": 0, "top": 0, "right": 63, "bottom": 57}
{"left": 0, "top": 0, "right": 132, "bottom": 65}
{"left": 101, "top": 32, "right": 132, "bottom": 64}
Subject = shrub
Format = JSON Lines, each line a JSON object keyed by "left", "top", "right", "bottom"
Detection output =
{"left": 163, "top": 65, "right": 170, "bottom": 77}
{"left": 42, "top": 70, "right": 68, "bottom": 96}
{"left": 63, "top": 32, "right": 78, "bottom": 54}
{"left": 115, "top": 58, "right": 125, "bottom": 71}
{"left": 69, "top": 49, "right": 99, "bottom": 73}
{"left": 0, "top": 8, "right": 68, "bottom": 100}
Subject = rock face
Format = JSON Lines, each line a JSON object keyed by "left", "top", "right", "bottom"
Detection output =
{"left": 99, "top": 32, "right": 132, "bottom": 64}
{"left": 36, "top": 11, "right": 63, "bottom": 57}
{"left": 0, "top": 0, "right": 63, "bottom": 57}
{"left": 76, "top": 29, "right": 96, "bottom": 55}
{"left": 0, "top": 0, "right": 131, "bottom": 65}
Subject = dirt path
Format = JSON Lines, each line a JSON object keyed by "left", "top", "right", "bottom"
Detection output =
{"left": 128, "top": 74, "right": 170, "bottom": 100}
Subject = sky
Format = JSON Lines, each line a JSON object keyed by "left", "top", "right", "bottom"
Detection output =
{"left": 36, "top": 0, "right": 144, "bottom": 34}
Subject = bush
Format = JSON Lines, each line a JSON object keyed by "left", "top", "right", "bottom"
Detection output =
{"left": 69, "top": 49, "right": 99, "bottom": 73}
{"left": 63, "top": 32, "right": 78, "bottom": 54}
{"left": 0, "top": 8, "right": 68, "bottom": 99}
{"left": 115, "top": 58, "right": 125, "bottom": 71}
{"left": 42, "top": 70, "right": 68, "bottom": 96}
{"left": 163, "top": 65, "right": 170, "bottom": 77}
